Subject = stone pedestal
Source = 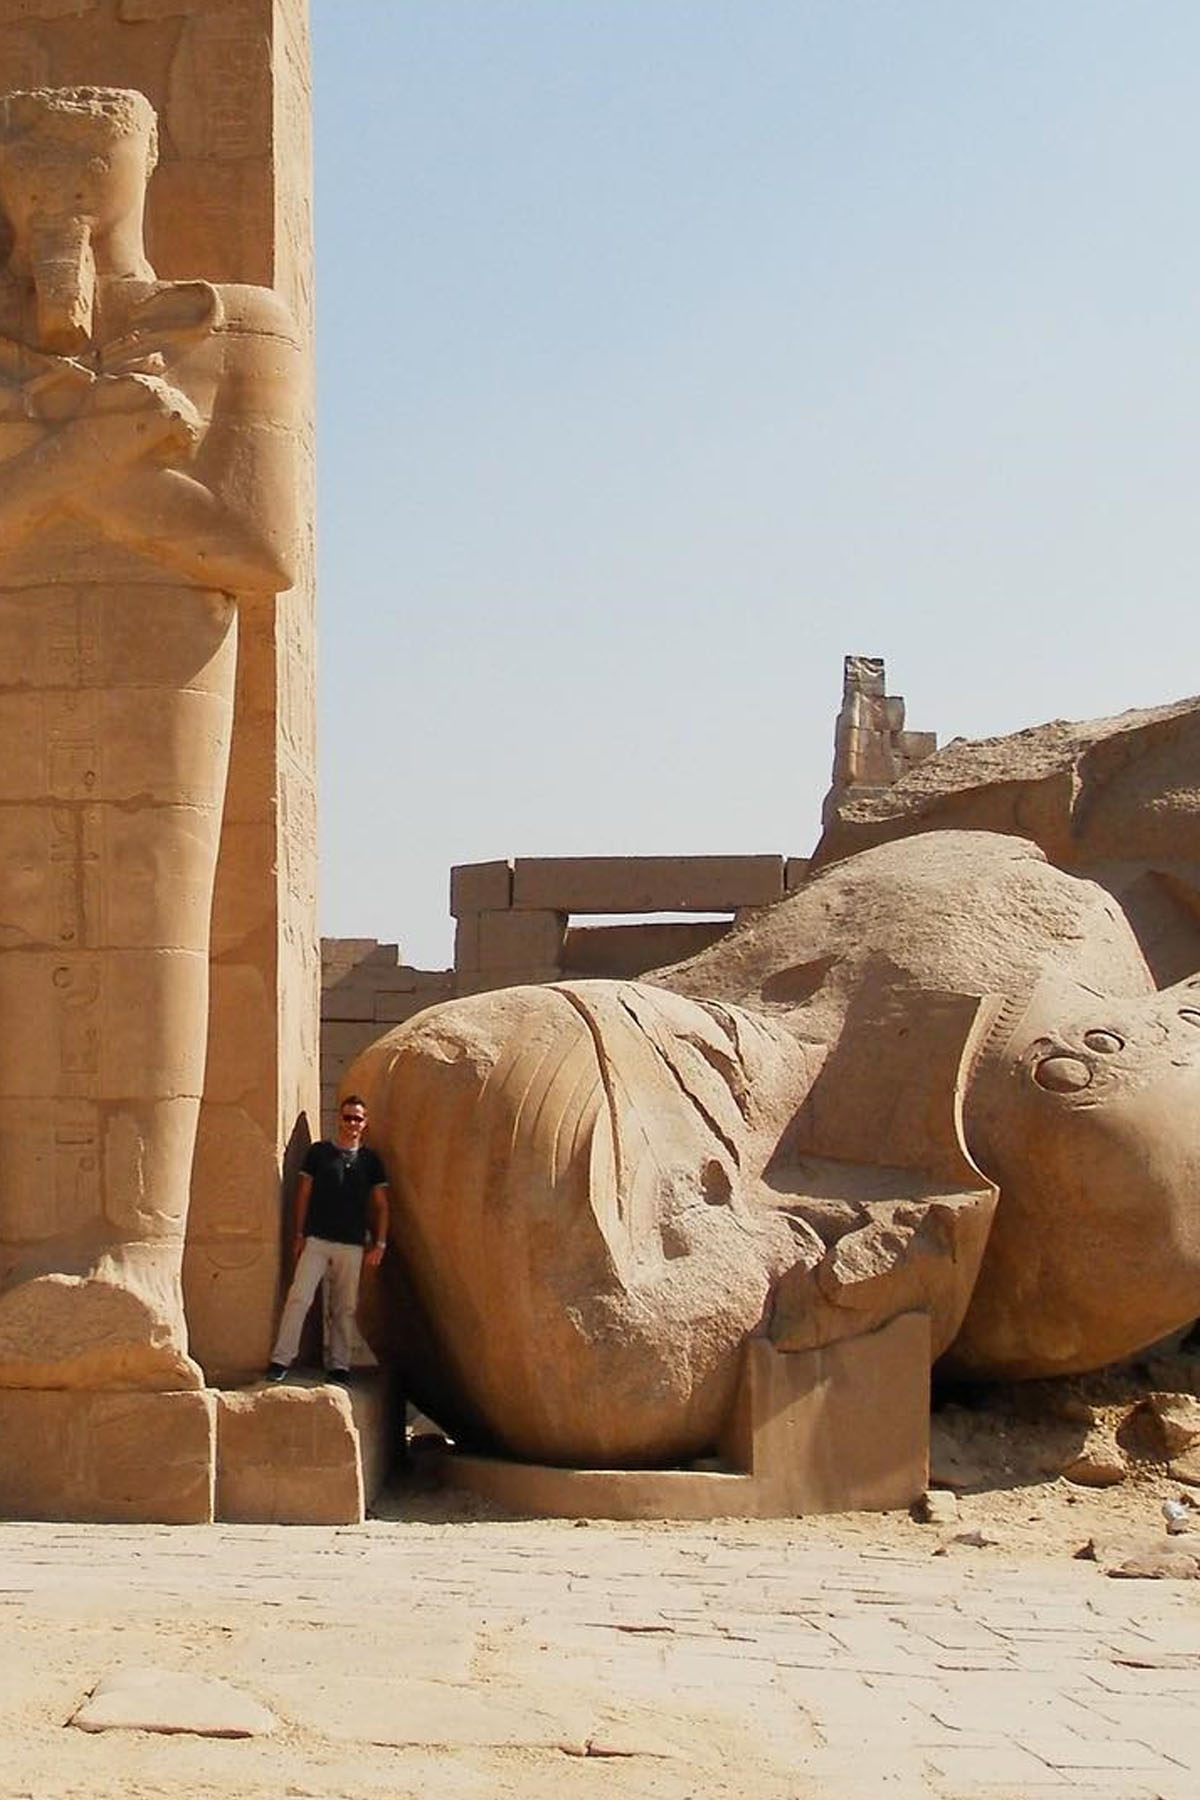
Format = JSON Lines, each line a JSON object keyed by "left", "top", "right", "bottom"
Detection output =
{"left": 439, "top": 1315, "right": 931, "bottom": 1521}
{"left": 0, "top": 1390, "right": 216, "bottom": 1524}
{"left": 216, "top": 1375, "right": 399, "bottom": 1526}
{"left": 0, "top": 1378, "right": 398, "bottom": 1526}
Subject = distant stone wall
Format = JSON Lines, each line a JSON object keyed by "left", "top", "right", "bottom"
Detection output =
{"left": 320, "top": 942, "right": 454, "bottom": 1131}
{"left": 323, "top": 653, "right": 933, "bottom": 1132}
{"left": 320, "top": 854, "right": 811, "bottom": 1128}
{"left": 451, "top": 855, "right": 808, "bottom": 995}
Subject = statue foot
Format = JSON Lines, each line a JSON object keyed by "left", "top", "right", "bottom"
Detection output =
{"left": 0, "top": 1272, "right": 203, "bottom": 1391}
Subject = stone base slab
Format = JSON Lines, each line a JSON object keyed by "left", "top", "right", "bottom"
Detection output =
{"left": 0, "top": 1389, "right": 216, "bottom": 1524}
{"left": 0, "top": 1374, "right": 400, "bottom": 1526}
{"left": 441, "top": 1456, "right": 760, "bottom": 1521}
{"left": 440, "top": 1315, "right": 931, "bottom": 1521}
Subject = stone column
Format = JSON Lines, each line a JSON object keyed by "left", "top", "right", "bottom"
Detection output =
{"left": 0, "top": 0, "right": 318, "bottom": 1384}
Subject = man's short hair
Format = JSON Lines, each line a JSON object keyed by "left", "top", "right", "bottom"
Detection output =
{"left": 341, "top": 1093, "right": 367, "bottom": 1111}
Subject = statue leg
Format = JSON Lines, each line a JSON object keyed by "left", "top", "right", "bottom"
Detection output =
{"left": 0, "top": 584, "right": 235, "bottom": 1390}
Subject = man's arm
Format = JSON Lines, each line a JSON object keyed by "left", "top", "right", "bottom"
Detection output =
{"left": 365, "top": 1183, "right": 389, "bottom": 1271}
{"left": 293, "top": 1171, "right": 313, "bottom": 1267}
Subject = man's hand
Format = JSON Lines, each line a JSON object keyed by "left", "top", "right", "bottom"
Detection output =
{"left": 364, "top": 1243, "right": 385, "bottom": 1272}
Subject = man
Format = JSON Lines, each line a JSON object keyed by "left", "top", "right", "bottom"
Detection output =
{"left": 266, "top": 1096, "right": 389, "bottom": 1386}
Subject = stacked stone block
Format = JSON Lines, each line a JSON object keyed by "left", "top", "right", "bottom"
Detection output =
{"left": 320, "top": 940, "right": 452, "bottom": 1130}
{"left": 321, "top": 856, "right": 819, "bottom": 1129}
{"left": 823, "top": 654, "right": 937, "bottom": 827}
{"left": 451, "top": 855, "right": 790, "bottom": 995}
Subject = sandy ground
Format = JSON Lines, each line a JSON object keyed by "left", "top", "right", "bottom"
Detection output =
{"left": 2, "top": 1352, "right": 1200, "bottom": 1800}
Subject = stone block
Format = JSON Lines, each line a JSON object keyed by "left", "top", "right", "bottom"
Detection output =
{"left": 413, "top": 969, "right": 455, "bottom": 991}
{"left": 4, "top": 1, "right": 94, "bottom": 17}
{"left": 0, "top": 1390, "right": 214, "bottom": 1523}
{"left": 374, "top": 990, "right": 449, "bottom": 1026}
{"left": 204, "top": 963, "right": 275, "bottom": 1112}
{"left": 450, "top": 859, "right": 513, "bottom": 917}
{"left": 897, "top": 729, "right": 937, "bottom": 763}
{"left": 215, "top": 1379, "right": 396, "bottom": 1524}
{"left": 721, "top": 1316, "right": 931, "bottom": 1514}
{"left": 184, "top": 1103, "right": 280, "bottom": 1382}
{"left": 453, "top": 913, "right": 480, "bottom": 973}
{"left": 454, "top": 967, "right": 563, "bottom": 999}
{"left": 561, "top": 920, "right": 731, "bottom": 979}
{"left": 321, "top": 937, "right": 384, "bottom": 972}
{"left": 371, "top": 964, "right": 422, "bottom": 995}
{"left": 322, "top": 986, "right": 378, "bottom": 1022}
{"left": 785, "top": 857, "right": 810, "bottom": 892}
{"left": 323, "top": 1020, "right": 383, "bottom": 1062}
{"left": 477, "top": 909, "right": 566, "bottom": 972}
{"left": 511, "top": 855, "right": 785, "bottom": 914}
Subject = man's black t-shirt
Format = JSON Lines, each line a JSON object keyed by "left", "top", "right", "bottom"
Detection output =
{"left": 302, "top": 1140, "right": 387, "bottom": 1246}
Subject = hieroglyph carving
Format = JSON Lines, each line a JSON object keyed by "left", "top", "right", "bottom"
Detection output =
{"left": 0, "top": 87, "right": 297, "bottom": 1390}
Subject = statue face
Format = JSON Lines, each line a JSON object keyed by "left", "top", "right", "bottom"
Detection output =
{"left": 957, "top": 973, "right": 1200, "bottom": 1375}
{"left": 0, "top": 95, "right": 154, "bottom": 351}
{"left": 0, "top": 128, "right": 148, "bottom": 245}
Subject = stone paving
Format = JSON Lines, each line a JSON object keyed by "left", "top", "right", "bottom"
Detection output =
{"left": 0, "top": 1512, "right": 1198, "bottom": 1798}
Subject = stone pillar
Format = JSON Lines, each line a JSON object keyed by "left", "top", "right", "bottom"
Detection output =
{"left": 822, "top": 655, "right": 937, "bottom": 827}
{"left": 0, "top": 0, "right": 319, "bottom": 1385}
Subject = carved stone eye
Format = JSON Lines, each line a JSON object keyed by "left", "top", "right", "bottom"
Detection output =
{"left": 1034, "top": 1055, "right": 1092, "bottom": 1093}
{"left": 1083, "top": 1030, "right": 1123, "bottom": 1054}
{"left": 1181, "top": 1010, "right": 1200, "bottom": 1030}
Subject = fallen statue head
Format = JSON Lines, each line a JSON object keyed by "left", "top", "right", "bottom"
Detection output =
{"left": 350, "top": 831, "right": 1200, "bottom": 1466}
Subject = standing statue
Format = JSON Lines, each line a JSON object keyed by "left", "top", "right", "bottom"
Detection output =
{"left": 0, "top": 88, "right": 296, "bottom": 1389}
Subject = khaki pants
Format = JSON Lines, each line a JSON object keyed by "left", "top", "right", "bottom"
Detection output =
{"left": 270, "top": 1237, "right": 364, "bottom": 1371}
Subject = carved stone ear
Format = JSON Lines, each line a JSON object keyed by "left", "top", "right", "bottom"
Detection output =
{"left": 765, "top": 986, "right": 1002, "bottom": 1362}
{"left": 779, "top": 984, "right": 1002, "bottom": 1186}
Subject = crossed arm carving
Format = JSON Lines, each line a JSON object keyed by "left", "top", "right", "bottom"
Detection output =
{"left": 0, "top": 280, "right": 291, "bottom": 593}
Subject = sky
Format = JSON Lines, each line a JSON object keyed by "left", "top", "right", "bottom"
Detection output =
{"left": 310, "top": 2, "right": 1200, "bottom": 968}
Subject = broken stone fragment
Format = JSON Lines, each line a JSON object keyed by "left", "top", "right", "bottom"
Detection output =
{"left": 1169, "top": 1445, "right": 1200, "bottom": 1487}
{"left": 1081, "top": 1536, "right": 1200, "bottom": 1580}
{"left": 912, "top": 1489, "right": 959, "bottom": 1525}
{"left": 1061, "top": 1430, "right": 1127, "bottom": 1488}
{"left": 69, "top": 1668, "right": 276, "bottom": 1737}
{"left": 1146, "top": 1391, "right": 1200, "bottom": 1457}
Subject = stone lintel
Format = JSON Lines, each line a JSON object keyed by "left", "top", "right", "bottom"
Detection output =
{"left": 511, "top": 856, "right": 785, "bottom": 915}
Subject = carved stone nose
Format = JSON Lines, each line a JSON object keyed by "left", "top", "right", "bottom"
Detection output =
{"left": 29, "top": 211, "right": 94, "bottom": 352}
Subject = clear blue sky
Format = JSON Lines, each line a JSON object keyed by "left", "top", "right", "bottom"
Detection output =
{"left": 311, "top": 2, "right": 1200, "bottom": 967}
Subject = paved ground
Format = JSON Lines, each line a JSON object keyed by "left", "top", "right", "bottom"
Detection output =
{"left": 0, "top": 1500, "right": 1198, "bottom": 1799}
